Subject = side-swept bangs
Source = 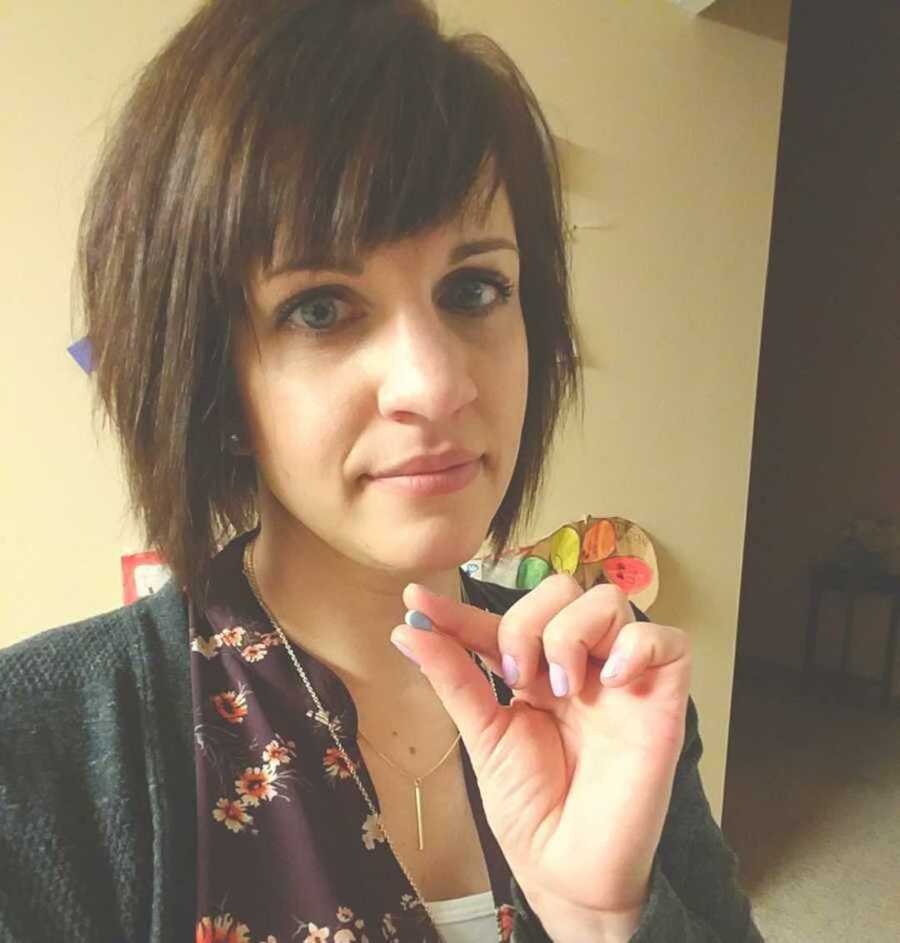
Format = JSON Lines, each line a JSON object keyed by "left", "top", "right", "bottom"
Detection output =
{"left": 79, "top": 0, "right": 581, "bottom": 605}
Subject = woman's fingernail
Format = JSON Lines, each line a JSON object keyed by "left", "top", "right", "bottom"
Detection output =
{"left": 404, "top": 610, "right": 433, "bottom": 631}
{"left": 601, "top": 654, "right": 625, "bottom": 681}
{"left": 393, "top": 639, "right": 420, "bottom": 665}
{"left": 501, "top": 653, "right": 520, "bottom": 687}
{"left": 549, "top": 662, "right": 569, "bottom": 698}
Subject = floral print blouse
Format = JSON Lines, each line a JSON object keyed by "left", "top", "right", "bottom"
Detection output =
{"left": 190, "top": 529, "right": 520, "bottom": 943}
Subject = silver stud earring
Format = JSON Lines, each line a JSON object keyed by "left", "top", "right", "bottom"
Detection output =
{"left": 227, "top": 432, "right": 251, "bottom": 456}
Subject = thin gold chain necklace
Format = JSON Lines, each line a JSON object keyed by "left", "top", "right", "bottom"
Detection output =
{"left": 242, "top": 537, "right": 499, "bottom": 928}
{"left": 355, "top": 730, "right": 461, "bottom": 853}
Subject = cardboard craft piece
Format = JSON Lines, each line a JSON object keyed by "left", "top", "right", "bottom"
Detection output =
{"left": 465, "top": 514, "right": 659, "bottom": 612}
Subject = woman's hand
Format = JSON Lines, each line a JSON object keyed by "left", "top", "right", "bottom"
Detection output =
{"left": 390, "top": 575, "right": 691, "bottom": 940}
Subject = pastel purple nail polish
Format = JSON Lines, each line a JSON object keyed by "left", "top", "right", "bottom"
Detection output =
{"left": 549, "top": 662, "right": 569, "bottom": 697}
{"left": 393, "top": 640, "right": 420, "bottom": 665}
{"left": 601, "top": 653, "right": 625, "bottom": 681}
{"left": 501, "top": 653, "right": 519, "bottom": 687}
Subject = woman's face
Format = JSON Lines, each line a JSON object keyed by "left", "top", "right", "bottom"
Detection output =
{"left": 234, "top": 186, "right": 529, "bottom": 574}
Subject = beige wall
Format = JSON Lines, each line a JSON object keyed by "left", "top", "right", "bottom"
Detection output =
{"left": 2, "top": 0, "right": 788, "bottom": 820}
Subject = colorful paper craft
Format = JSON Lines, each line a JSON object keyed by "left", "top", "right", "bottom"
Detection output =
{"left": 465, "top": 515, "right": 659, "bottom": 611}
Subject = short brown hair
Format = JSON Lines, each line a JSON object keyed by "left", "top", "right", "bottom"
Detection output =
{"left": 78, "top": 0, "right": 581, "bottom": 606}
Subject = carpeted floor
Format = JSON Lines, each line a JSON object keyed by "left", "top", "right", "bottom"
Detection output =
{"left": 722, "top": 669, "right": 900, "bottom": 941}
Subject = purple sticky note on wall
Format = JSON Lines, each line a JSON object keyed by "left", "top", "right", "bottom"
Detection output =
{"left": 67, "top": 337, "right": 94, "bottom": 374}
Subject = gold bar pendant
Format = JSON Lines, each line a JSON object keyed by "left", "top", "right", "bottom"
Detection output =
{"left": 414, "top": 778, "right": 424, "bottom": 850}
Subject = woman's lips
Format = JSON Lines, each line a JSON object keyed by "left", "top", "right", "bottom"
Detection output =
{"left": 366, "top": 458, "right": 481, "bottom": 496}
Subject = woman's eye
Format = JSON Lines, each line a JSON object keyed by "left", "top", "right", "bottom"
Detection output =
{"left": 442, "top": 275, "right": 513, "bottom": 313}
{"left": 280, "top": 293, "right": 347, "bottom": 332}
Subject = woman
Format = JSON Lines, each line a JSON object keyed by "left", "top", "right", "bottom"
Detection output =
{"left": 0, "top": 1, "right": 762, "bottom": 941}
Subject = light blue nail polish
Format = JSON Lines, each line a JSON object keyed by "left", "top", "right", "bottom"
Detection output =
{"left": 549, "top": 662, "right": 569, "bottom": 698}
{"left": 404, "top": 609, "right": 433, "bottom": 631}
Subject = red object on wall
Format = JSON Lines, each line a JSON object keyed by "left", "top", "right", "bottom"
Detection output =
{"left": 121, "top": 550, "right": 171, "bottom": 604}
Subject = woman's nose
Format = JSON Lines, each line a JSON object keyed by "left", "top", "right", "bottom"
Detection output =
{"left": 375, "top": 310, "right": 478, "bottom": 424}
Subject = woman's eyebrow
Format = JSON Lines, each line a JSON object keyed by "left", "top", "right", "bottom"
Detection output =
{"left": 448, "top": 237, "right": 519, "bottom": 264}
{"left": 263, "top": 254, "right": 365, "bottom": 281}
{"left": 262, "top": 236, "right": 518, "bottom": 283}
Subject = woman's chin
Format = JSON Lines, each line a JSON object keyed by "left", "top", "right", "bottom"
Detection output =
{"left": 372, "top": 523, "right": 488, "bottom": 575}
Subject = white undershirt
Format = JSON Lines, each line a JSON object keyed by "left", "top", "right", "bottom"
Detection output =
{"left": 426, "top": 890, "right": 498, "bottom": 942}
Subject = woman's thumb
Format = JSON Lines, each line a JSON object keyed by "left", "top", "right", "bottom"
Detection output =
{"left": 390, "top": 612, "right": 500, "bottom": 758}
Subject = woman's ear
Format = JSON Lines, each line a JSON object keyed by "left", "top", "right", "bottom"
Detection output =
{"left": 226, "top": 431, "right": 253, "bottom": 457}
{"left": 222, "top": 359, "right": 253, "bottom": 457}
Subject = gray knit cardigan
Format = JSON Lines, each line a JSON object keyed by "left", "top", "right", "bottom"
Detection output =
{"left": 0, "top": 580, "right": 763, "bottom": 942}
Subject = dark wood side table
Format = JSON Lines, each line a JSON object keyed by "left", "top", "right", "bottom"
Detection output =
{"left": 804, "top": 561, "right": 900, "bottom": 708}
